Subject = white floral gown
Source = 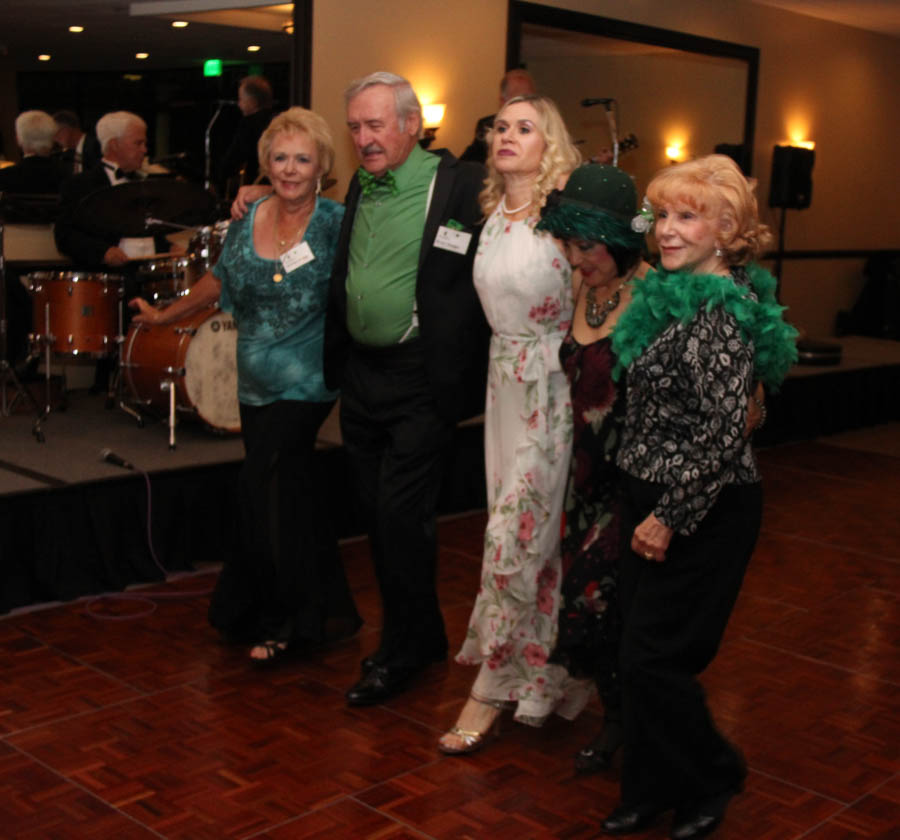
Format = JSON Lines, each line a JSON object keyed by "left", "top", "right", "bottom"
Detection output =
{"left": 456, "top": 207, "right": 594, "bottom": 725}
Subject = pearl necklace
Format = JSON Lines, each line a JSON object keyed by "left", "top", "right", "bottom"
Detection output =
{"left": 500, "top": 194, "right": 532, "bottom": 215}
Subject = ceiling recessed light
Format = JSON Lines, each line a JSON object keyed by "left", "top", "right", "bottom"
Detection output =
{"left": 135, "top": 52, "right": 149, "bottom": 60}
{"left": 172, "top": 20, "right": 188, "bottom": 28}
{"left": 38, "top": 54, "right": 51, "bottom": 61}
{"left": 247, "top": 45, "right": 261, "bottom": 52}
{"left": 68, "top": 25, "right": 84, "bottom": 33}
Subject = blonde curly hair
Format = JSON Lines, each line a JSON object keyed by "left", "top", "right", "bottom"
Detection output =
{"left": 257, "top": 106, "right": 335, "bottom": 183}
{"left": 479, "top": 95, "right": 581, "bottom": 218}
{"left": 645, "top": 154, "right": 771, "bottom": 266}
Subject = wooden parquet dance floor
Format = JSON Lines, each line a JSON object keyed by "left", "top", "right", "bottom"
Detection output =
{"left": 2, "top": 439, "right": 898, "bottom": 839}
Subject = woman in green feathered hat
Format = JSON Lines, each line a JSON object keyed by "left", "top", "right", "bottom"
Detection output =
{"left": 534, "top": 163, "right": 653, "bottom": 777}
{"left": 599, "top": 154, "right": 797, "bottom": 839}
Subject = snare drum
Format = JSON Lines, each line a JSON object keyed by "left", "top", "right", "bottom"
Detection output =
{"left": 25, "top": 271, "right": 123, "bottom": 356}
{"left": 122, "top": 307, "right": 240, "bottom": 433}
{"left": 135, "top": 256, "right": 204, "bottom": 303}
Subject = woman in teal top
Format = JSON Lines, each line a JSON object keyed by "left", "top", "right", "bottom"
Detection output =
{"left": 131, "top": 107, "right": 360, "bottom": 664}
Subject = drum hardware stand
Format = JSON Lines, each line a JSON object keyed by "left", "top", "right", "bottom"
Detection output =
{"left": 111, "top": 296, "right": 145, "bottom": 427}
{"left": 160, "top": 378, "right": 177, "bottom": 450}
{"left": 0, "top": 219, "right": 47, "bottom": 440}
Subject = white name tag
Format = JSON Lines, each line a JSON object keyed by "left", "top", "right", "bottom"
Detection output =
{"left": 280, "top": 241, "right": 315, "bottom": 273}
{"left": 434, "top": 225, "right": 472, "bottom": 255}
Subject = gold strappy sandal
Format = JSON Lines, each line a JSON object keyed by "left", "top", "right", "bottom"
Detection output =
{"left": 437, "top": 694, "right": 506, "bottom": 755}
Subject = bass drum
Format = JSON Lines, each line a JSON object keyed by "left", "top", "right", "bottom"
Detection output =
{"left": 123, "top": 307, "right": 240, "bottom": 433}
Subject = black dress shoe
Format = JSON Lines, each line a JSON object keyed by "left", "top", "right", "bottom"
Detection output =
{"left": 602, "top": 802, "right": 669, "bottom": 835}
{"left": 360, "top": 655, "right": 382, "bottom": 674}
{"left": 574, "top": 719, "right": 623, "bottom": 774}
{"left": 670, "top": 789, "right": 737, "bottom": 840}
{"left": 346, "top": 664, "right": 419, "bottom": 706}
{"left": 361, "top": 644, "right": 447, "bottom": 676}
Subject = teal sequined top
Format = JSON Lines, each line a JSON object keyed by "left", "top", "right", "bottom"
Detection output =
{"left": 213, "top": 196, "right": 343, "bottom": 406}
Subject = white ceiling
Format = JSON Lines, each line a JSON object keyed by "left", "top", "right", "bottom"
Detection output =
{"left": 747, "top": 0, "right": 900, "bottom": 37}
{"left": 0, "top": 1, "right": 896, "bottom": 75}
{"left": 0, "top": 1, "right": 294, "bottom": 73}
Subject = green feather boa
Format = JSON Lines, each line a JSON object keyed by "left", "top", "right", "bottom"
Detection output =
{"left": 611, "top": 263, "right": 799, "bottom": 390}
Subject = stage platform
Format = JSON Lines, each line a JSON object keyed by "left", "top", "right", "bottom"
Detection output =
{"left": 1, "top": 334, "right": 897, "bottom": 614}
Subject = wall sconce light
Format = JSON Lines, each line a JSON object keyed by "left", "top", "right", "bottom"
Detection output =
{"left": 665, "top": 142, "right": 685, "bottom": 164}
{"left": 421, "top": 104, "right": 446, "bottom": 149}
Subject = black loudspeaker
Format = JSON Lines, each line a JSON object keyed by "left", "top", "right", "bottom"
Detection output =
{"left": 769, "top": 145, "right": 815, "bottom": 209}
{"left": 714, "top": 143, "right": 750, "bottom": 175}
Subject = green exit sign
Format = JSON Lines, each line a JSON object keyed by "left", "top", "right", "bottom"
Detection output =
{"left": 203, "top": 59, "right": 223, "bottom": 77}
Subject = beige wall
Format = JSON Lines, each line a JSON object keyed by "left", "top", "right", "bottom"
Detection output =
{"left": 310, "top": 0, "right": 507, "bottom": 199}
{"left": 311, "top": 0, "right": 900, "bottom": 338}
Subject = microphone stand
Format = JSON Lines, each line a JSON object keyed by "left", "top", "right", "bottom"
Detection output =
{"left": 0, "top": 216, "right": 46, "bottom": 440}
{"left": 603, "top": 102, "right": 620, "bottom": 167}
{"left": 204, "top": 103, "right": 227, "bottom": 193}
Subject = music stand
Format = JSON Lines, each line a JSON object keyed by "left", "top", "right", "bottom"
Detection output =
{"left": 0, "top": 192, "right": 61, "bottom": 441}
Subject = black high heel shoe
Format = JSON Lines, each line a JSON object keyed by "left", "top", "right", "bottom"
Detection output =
{"left": 601, "top": 801, "right": 671, "bottom": 835}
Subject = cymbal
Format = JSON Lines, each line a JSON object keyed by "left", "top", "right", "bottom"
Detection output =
{"left": 76, "top": 178, "right": 216, "bottom": 237}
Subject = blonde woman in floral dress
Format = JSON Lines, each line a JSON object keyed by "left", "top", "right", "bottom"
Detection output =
{"left": 439, "top": 96, "right": 590, "bottom": 753}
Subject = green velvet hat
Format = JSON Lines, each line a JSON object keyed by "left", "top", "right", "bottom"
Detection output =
{"left": 536, "top": 163, "right": 645, "bottom": 250}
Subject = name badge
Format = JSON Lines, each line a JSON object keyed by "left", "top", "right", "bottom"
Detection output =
{"left": 280, "top": 241, "right": 315, "bottom": 273}
{"left": 434, "top": 225, "right": 472, "bottom": 255}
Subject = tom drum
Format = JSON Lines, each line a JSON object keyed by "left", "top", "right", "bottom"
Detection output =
{"left": 25, "top": 270, "right": 123, "bottom": 357}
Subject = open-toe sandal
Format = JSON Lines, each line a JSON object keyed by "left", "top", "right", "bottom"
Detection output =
{"left": 249, "top": 640, "right": 291, "bottom": 667}
{"left": 438, "top": 695, "right": 505, "bottom": 755}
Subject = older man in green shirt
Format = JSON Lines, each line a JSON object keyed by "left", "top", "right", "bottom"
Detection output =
{"left": 324, "top": 71, "right": 488, "bottom": 706}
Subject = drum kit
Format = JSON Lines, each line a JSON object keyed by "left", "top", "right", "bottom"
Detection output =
{"left": 13, "top": 179, "right": 239, "bottom": 446}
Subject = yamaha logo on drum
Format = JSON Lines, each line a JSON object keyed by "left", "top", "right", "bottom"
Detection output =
{"left": 210, "top": 318, "right": 236, "bottom": 332}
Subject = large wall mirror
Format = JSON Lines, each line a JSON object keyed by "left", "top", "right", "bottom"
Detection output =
{"left": 508, "top": 2, "right": 759, "bottom": 192}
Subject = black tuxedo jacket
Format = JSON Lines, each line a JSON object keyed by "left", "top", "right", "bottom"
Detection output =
{"left": 54, "top": 165, "right": 166, "bottom": 267}
{"left": 56, "top": 133, "right": 102, "bottom": 178}
{"left": 0, "top": 155, "right": 66, "bottom": 195}
{"left": 324, "top": 149, "right": 490, "bottom": 423}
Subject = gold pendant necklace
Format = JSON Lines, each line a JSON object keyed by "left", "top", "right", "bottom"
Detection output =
{"left": 273, "top": 201, "right": 311, "bottom": 283}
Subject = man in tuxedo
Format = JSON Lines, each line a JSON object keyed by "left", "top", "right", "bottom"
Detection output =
{"left": 0, "top": 110, "right": 66, "bottom": 194}
{"left": 52, "top": 110, "right": 102, "bottom": 177}
{"left": 54, "top": 111, "right": 167, "bottom": 268}
{"left": 325, "top": 71, "right": 489, "bottom": 705}
{"left": 53, "top": 111, "right": 172, "bottom": 392}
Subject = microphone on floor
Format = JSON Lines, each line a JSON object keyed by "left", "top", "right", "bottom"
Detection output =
{"left": 99, "top": 448, "right": 135, "bottom": 471}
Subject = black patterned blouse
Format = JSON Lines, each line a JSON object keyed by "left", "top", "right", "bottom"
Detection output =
{"left": 616, "top": 268, "right": 760, "bottom": 535}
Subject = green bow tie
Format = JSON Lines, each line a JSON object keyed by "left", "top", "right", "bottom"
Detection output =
{"left": 358, "top": 167, "right": 397, "bottom": 197}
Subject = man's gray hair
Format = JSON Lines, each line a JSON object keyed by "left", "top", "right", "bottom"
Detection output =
{"left": 95, "top": 111, "right": 146, "bottom": 155}
{"left": 344, "top": 71, "right": 423, "bottom": 136}
{"left": 15, "top": 111, "right": 58, "bottom": 154}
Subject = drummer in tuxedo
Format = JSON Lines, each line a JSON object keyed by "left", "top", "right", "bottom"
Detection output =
{"left": 54, "top": 111, "right": 174, "bottom": 269}
{"left": 54, "top": 111, "right": 177, "bottom": 390}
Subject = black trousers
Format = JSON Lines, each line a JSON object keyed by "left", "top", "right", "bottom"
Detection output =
{"left": 618, "top": 474, "right": 762, "bottom": 808}
{"left": 339, "top": 340, "right": 453, "bottom": 669}
{"left": 208, "top": 398, "right": 360, "bottom": 646}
